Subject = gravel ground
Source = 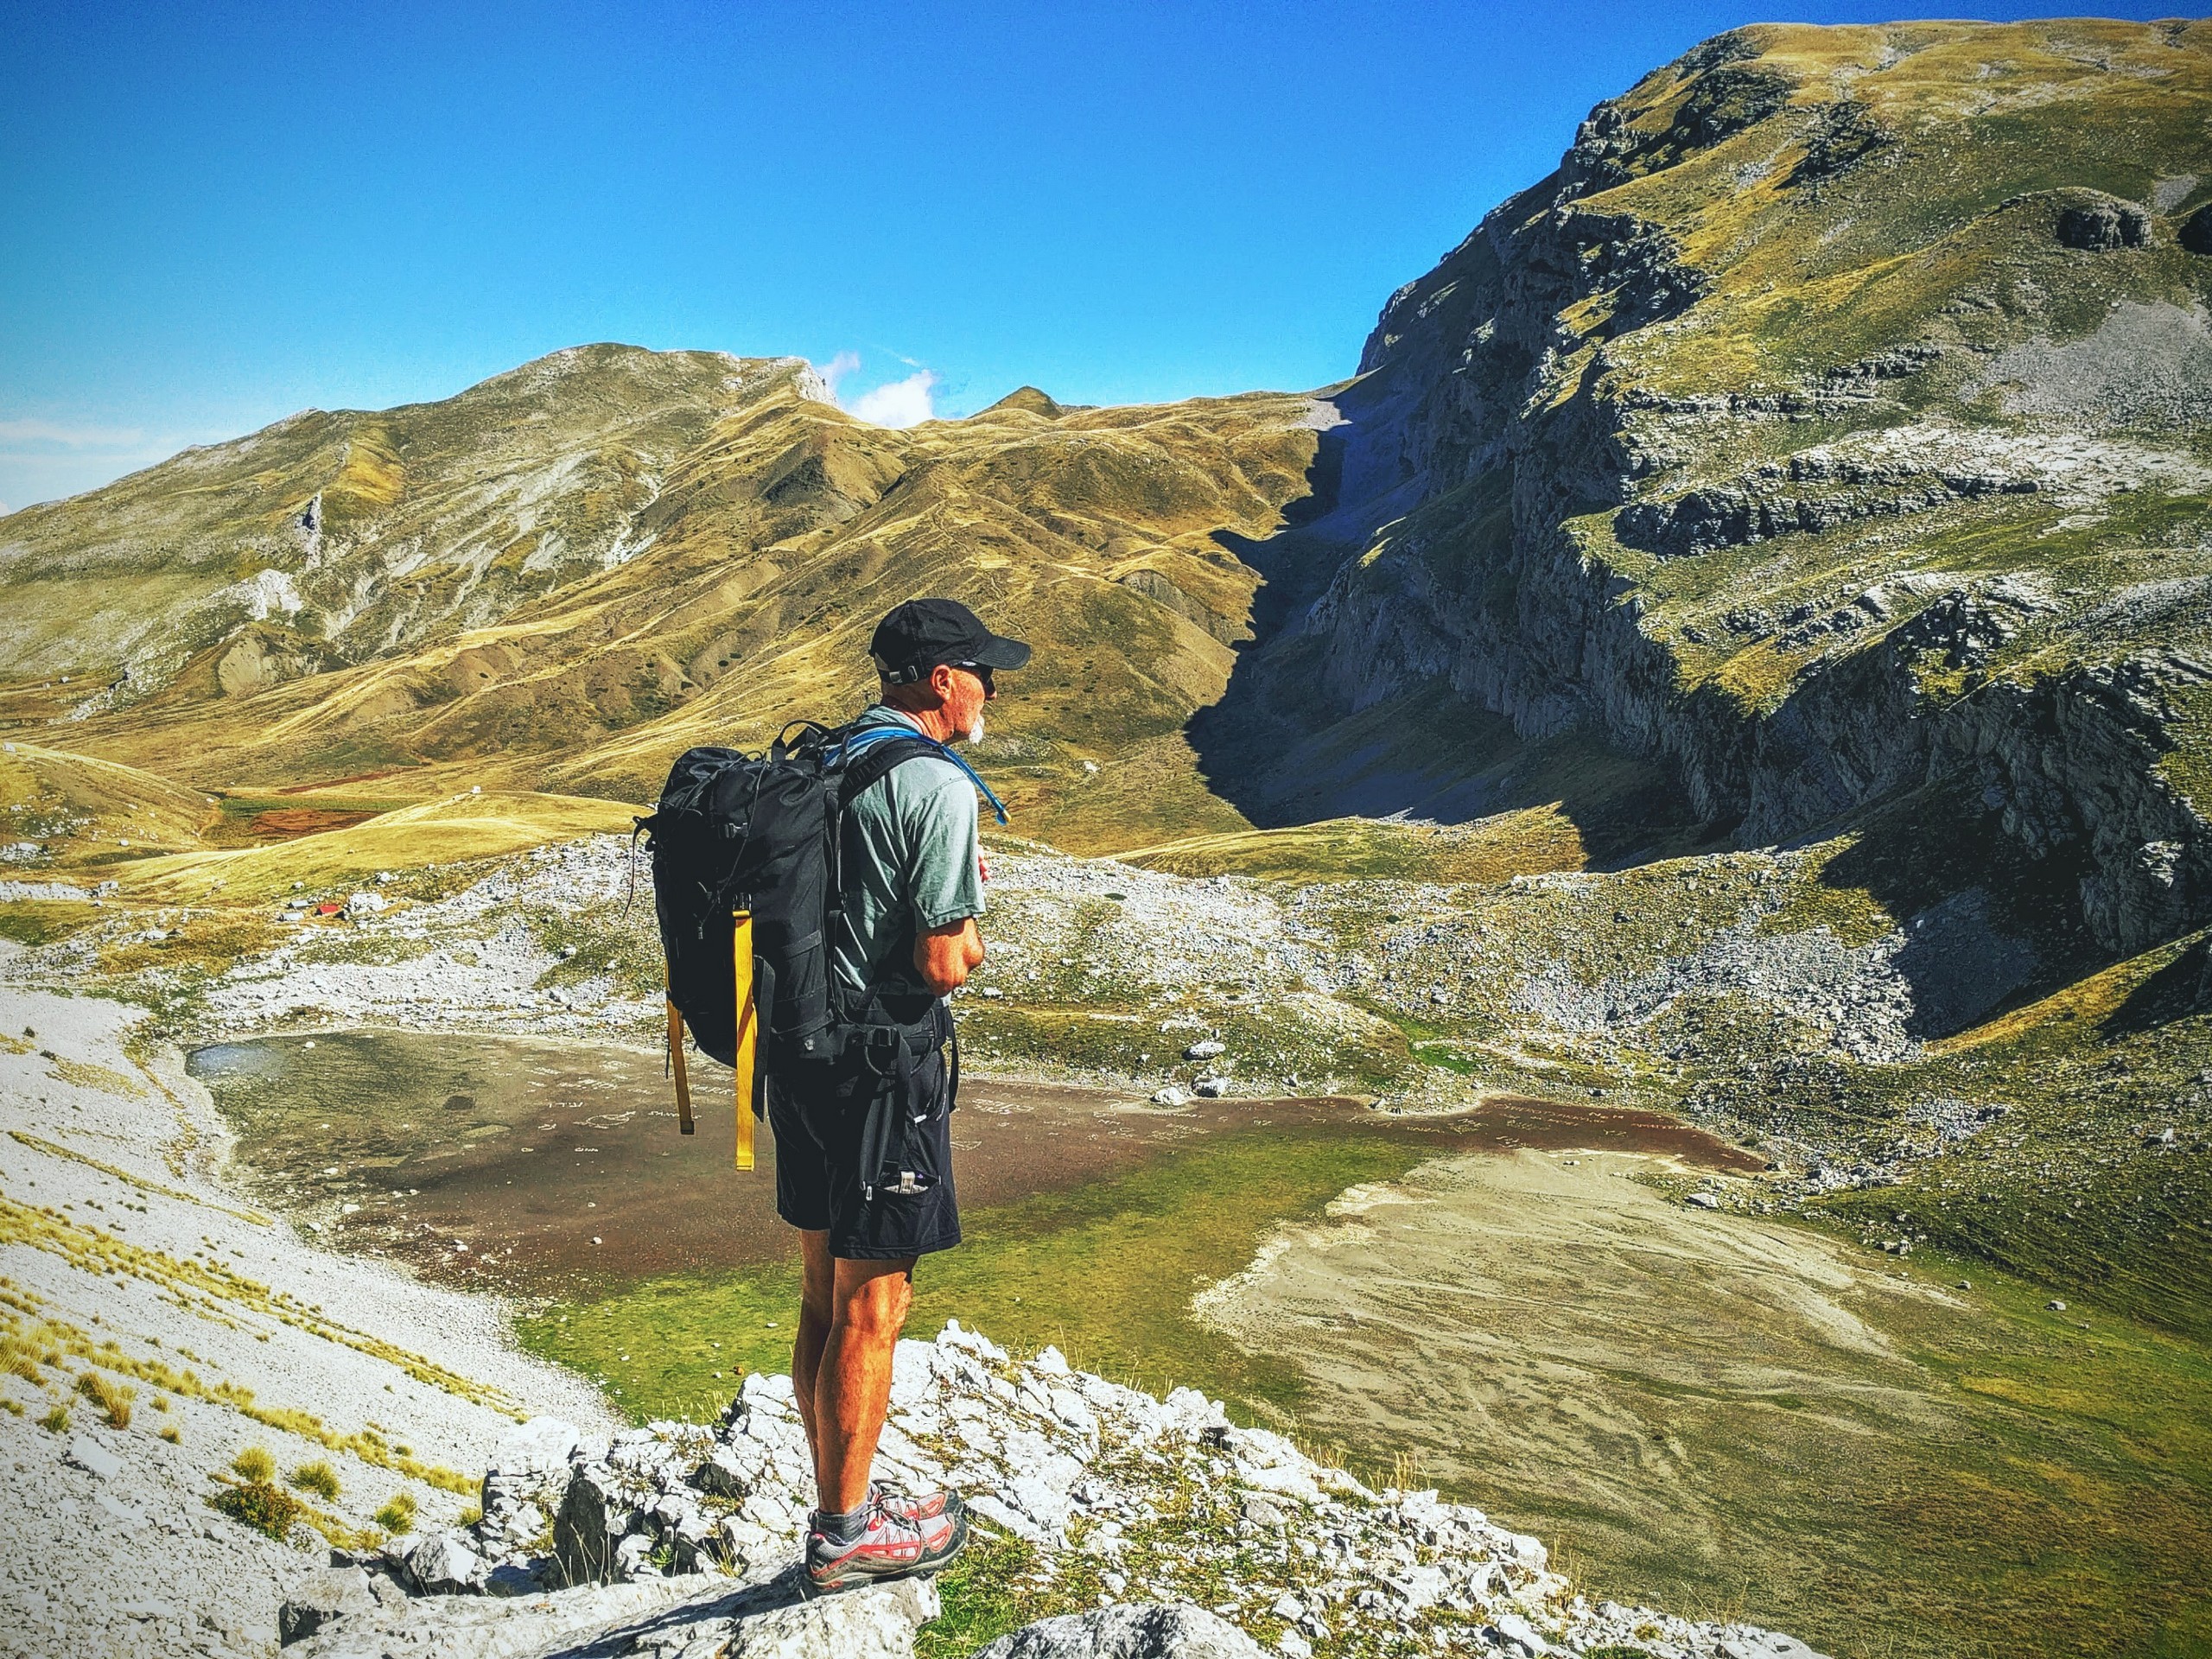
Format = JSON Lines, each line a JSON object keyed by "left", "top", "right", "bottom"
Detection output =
{"left": 0, "top": 953, "right": 619, "bottom": 1656}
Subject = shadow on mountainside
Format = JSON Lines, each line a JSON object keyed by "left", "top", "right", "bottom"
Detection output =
{"left": 2101, "top": 929, "right": 2212, "bottom": 1042}
{"left": 1809, "top": 779, "right": 2113, "bottom": 1040}
{"left": 1183, "top": 385, "right": 1703, "bottom": 867}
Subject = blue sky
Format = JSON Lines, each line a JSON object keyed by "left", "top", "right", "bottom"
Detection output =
{"left": 0, "top": 2, "right": 2183, "bottom": 509}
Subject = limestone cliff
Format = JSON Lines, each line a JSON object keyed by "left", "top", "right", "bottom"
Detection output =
{"left": 1293, "top": 18, "right": 2212, "bottom": 957}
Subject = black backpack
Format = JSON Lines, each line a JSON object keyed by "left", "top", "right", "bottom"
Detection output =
{"left": 641, "top": 719, "right": 1005, "bottom": 1108}
{"left": 645, "top": 720, "right": 913, "bottom": 1071}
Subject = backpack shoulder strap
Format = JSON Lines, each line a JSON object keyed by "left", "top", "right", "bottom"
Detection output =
{"left": 835, "top": 724, "right": 1011, "bottom": 824}
{"left": 823, "top": 728, "right": 941, "bottom": 1017}
{"left": 836, "top": 730, "right": 940, "bottom": 810}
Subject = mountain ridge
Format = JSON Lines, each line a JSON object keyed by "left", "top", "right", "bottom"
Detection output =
{"left": 6, "top": 22, "right": 2212, "bottom": 1657}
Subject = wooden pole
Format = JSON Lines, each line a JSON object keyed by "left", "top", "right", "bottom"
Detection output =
{"left": 666, "top": 998, "right": 694, "bottom": 1135}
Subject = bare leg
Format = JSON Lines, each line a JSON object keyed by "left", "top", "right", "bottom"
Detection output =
{"left": 811, "top": 1255, "right": 916, "bottom": 1515}
{"left": 791, "top": 1230, "right": 835, "bottom": 1471}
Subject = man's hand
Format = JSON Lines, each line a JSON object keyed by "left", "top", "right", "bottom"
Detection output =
{"left": 913, "top": 917, "right": 984, "bottom": 995}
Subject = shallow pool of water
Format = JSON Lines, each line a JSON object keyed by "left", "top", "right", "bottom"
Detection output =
{"left": 189, "top": 1028, "right": 1755, "bottom": 1297}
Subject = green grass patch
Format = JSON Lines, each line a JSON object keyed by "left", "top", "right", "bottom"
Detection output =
{"left": 210, "top": 1478, "right": 304, "bottom": 1540}
{"left": 0, "top": 900, "right": 99, "bottom": 948}
{"left": 1123, "top": 810, "right": 1587, "bottom": 886}
{"left": 912, "top": 1531, "right": 1062, "bottom": 1659}
{"left": 519, "top": 1123, "right": 1438, "bottom": 1427}
{"left": 1780, "top": 1240, "right": 2212, "bottom": 1659}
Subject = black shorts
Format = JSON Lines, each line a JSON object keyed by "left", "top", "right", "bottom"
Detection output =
{"left": 766, "top": 1011, "right": 962, "bottom": 1262}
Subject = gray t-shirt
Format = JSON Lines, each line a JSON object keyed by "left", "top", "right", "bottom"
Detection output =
{"left": 833, "top": 706, "right": 986, "bottom": 1000}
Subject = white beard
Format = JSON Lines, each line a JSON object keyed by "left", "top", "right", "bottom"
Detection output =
{"left": 966, "top": 715, "right": 986, "bottom": 746}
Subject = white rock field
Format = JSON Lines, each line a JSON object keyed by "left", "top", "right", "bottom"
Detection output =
{"left": 0, "top": 955, "right": 1826, "bottom": 1658}
{"left": 294, "top": 1324, "right": 1824, "bottom": 1659}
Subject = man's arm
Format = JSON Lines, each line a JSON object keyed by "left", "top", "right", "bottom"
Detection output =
{"left": 913, "top": 917, "right": 984, "bottom": 995}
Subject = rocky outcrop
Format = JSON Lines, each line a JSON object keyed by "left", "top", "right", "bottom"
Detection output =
{"left": 969, "top": 1605, "right": 1263, "bottom": 1658}
{"left": 2183, "top": 203, "right": 2212, "bottom": 256}
{"left": 2057, "top": 195, "right": 2153, "bottom": 251}
{"left": 1294, "top": 22, "right": 2212, "bottom": 960}
{"left": 286, "top": 1324, "right": 1827, "bottom": 1659}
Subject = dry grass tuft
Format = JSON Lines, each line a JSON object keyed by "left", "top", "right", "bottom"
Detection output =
{"left": 75, "top": 1369, "right": 134, "bottom": 1428}
{"left": 374, "top": 1490, "right": 418, "bottom": 1535}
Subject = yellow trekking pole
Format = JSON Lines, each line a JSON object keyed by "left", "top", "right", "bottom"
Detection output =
{"left": 733, "top": 909, "right": 757, "bottom": 1171}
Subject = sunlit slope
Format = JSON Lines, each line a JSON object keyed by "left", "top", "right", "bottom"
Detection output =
{"left": 0, "top": 741, "right": 215, "bottom": 867}
{"left": 115, "top": 791, "right": 634, "bottom": 903}
{"left": 1, "top": 353, "right": 1335, "bottom": 851}
{"left": 0, "top": 346, "right": 784, "bottom": 696}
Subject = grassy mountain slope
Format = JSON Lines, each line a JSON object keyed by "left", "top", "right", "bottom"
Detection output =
{"left": 3, "top": 17, "right": 2210, "bottom": 1350}
{"left": 0, "top": 348, "right": 1353, "bottom": 852}
{"left": 0, "top": 346, "right": 773, "bottom": 692}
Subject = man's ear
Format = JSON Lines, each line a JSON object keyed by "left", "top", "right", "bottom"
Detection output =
{"left": 926, "top": 663, "right": 960, "bottom": 704}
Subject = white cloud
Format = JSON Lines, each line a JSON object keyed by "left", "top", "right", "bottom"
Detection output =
{"left": 818, "top": 351, "right": 862, "bottom": 396}
{"left": 0, "top": 501, "right": 12, "bottom": 517}
{"left": 847, "top": 369, "right": 939, "bottom": 429}
{"left": 813, "top": 352, "right": 942, "bottom": 429}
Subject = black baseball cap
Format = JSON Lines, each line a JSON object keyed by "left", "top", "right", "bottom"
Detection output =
{"left": 869, "top": 598, "right": 1032, "bottom": 683}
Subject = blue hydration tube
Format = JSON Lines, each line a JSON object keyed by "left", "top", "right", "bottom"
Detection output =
{"left": 840, "top": 724, "right": 1010, "bottom": 824}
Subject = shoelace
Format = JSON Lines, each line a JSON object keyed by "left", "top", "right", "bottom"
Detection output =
{"left": 817, "top": 1491, "right": 912, "bottom": 1548}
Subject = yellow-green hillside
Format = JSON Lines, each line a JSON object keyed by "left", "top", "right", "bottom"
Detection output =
{"left": 0, "top": 350, "right": 1344, "bottom": 853}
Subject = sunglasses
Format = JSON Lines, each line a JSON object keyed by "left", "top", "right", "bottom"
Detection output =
{"left": 949, "top": 662, "right": 995, "bottom": 695}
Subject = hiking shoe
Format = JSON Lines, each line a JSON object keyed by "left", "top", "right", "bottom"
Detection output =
{"left": 805, "top": 1491, "right": 969, "bottom": 1590}
{"left": 872, "top": 1480, "right": 960, "bottom": 1524}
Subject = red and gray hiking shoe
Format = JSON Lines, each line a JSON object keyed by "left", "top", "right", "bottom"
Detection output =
{"left": 805, "top": 1491, "right": 969, "bottom": 1591}
{"left": 872, "top": 1480, "right": 959, "bottom": 1523}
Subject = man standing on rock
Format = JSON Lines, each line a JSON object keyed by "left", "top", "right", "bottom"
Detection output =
{"left": 773, "top": 596, "right": 1028, "bottom": 1591}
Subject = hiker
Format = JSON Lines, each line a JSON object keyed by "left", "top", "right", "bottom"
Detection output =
{"left": 774, "top": 597, "right": 1028, "bottom": 1589}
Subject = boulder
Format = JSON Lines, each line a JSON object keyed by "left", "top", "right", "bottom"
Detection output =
{"left": 1238, "top": 1495, "right": 1287, "bottom": 1529}
{"left": 724, "top": 1576, "right": 939, "bottom": 1657}
{"left": 2057, "top": 198, "right": 2152, "bottom": 250}
{"left": 277, "top": 1567, "right": 375, "bottom": 1645}
{"left": 970, "top": 1603, "right": 1265, "bottom": 1658}
{"left": 716, "top": 1515, "right": 779, "bottom": 1574}
{"left": 402, "top": 1529, "right": 486, "bottom": 1595}
{"left": 613, "top": 1533, "right": 656, "bottom": 1580}
{"left": 480, "top": 1416, "right": 580, "bottom": 1511}
{"left": 2183, "top": 202, "right": 2212, "bottom": 257}
{"left": 62, "top": 1434, "right": 121, "bottom": 1480}
{"left": 553, "top": 1463, "right": 636, "bottom": 1586}
{"left": 1487, "top": 1611, "right": 1555, "bottom": 1656}
{"left": 695, "top": 1440, "right": 767, "bottom": 1498}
